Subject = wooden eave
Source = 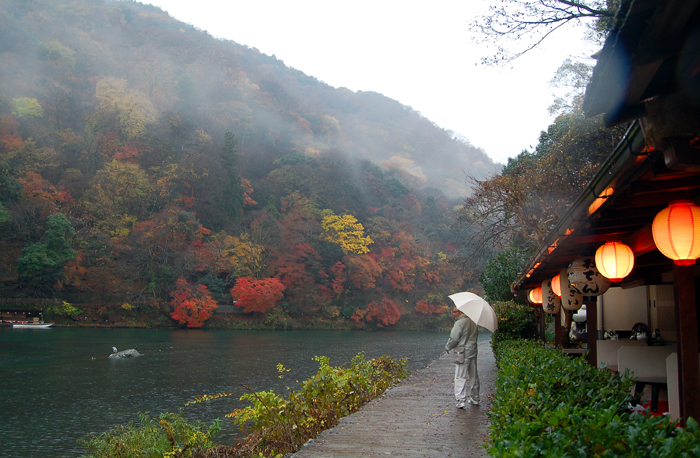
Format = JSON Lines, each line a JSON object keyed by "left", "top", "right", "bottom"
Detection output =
{"left": 583, "top": 0, "right": 700, "bottom": 126}
{"left": 514, "top": 121, "right": 700, "bottom": 292}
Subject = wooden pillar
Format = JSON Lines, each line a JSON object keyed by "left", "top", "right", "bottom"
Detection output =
{"left": 562, "top": 311, "right": 572, "bottom": 349}
{"left": 585, "top": 297, "right": 598, "bottom": 367}
{"left": 673, "top": 264, "right": 700, "bottom": 425}
{"left": 554, "top": 308, "right": 562, "bottom": 348}
{"left": 540, "top": 307, "right": 546, "bottom": 342}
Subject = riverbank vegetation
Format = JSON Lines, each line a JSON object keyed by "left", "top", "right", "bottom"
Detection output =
{"left": 79, "top": 353, "right": 407, "bottom": 458}
{"left": 79, "top": 412, "right": 220, "bottom": 458}
{"left": 488, "top": 341, "right": 700, "bottom": 457}
{"left": 0, "top": 0, "right": 495, "bottom": 330}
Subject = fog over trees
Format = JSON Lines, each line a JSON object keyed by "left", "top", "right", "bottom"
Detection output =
{"left": 0, "top": 0, "right": 500, "bottom": 327}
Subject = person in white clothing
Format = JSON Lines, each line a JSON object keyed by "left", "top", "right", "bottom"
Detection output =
{"left": 444, "top": 308, "right": 480, "bottom": 408}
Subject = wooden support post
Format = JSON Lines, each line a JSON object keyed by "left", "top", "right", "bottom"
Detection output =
{"left": 562, "top": 311, "right": 572, "bottom": 349}
{"left": 540, "top": 307, "right": 546, "bottom": 343}
{"left": 555, "top": 308, "right": 562, "bottom": 348}
{"left": 586, "top": 297, "right": 598, "bottom": 367}
{"left": 673, "top": 264, "right": 700, "bottom": 426}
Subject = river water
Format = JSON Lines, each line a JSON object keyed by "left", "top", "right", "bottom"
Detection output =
{"left": 0, "top": 327, "right": 491, "bottom": 457}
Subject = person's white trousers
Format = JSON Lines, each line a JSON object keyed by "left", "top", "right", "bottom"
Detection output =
{"left": 454, "top": 357, "right": 479, "bottom": 402}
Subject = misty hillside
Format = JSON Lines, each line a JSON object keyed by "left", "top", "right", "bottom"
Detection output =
{"left": 0, "top": 0, "right": 489, "bottom": 327}
{"left": 0, "top": 0, "right": 498, "bottom": 198}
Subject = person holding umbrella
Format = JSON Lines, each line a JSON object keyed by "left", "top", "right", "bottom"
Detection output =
{"left": 445, "top": 308, "right": 480, "bottom": 408}
{"left": 444, "top": 292, "right": 498, "bottom": 409}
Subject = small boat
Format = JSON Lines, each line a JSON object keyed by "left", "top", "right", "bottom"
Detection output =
{"left": 11, "top": 319, "right": 53, "bottom": 329}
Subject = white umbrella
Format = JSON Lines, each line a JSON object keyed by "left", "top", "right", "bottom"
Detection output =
{"left": 448, "top": 292, "right": 498, "bottom": 332}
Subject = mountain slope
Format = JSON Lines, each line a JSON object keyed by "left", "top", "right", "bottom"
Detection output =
{"left": 0, "top": 0, "right": 498, "bottom": 197}
{"left": 0, "top": 0, "right": 485, "bottom": 327}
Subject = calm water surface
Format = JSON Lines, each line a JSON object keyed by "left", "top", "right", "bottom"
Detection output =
{"left": 0, "top": 327, "right": 490, "bottom": 457}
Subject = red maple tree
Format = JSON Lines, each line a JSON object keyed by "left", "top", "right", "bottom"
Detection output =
{"left": 415, "top": 300, "right": 448, "bottom": 316}
{"left": 351, "top": 298, "right": 402, "bottom": 327}
{"left": 170, "top": 277, "right": 218, "bottom": 327}
{"left": 231, "top": 276, "right": 285, "bottom": 314}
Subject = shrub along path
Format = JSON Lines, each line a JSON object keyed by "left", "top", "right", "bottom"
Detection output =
{"left": 292, "top": 337, "right": 496, "bottom": 457}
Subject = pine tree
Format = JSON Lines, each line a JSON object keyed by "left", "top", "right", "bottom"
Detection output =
{"left": 219, "top": 131, "right": 245, "bottom": 220}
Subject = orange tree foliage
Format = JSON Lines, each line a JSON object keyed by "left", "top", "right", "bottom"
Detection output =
{"left": 374, "top": 230, "right": 429, "bottom": 293}
{"left": 343, "top": 254, "right": 382, "bottom": 290}
{"left": 231, "top": 276, "right": 285, "bottom": 314}
{"left": 274, "top": 243, "right": 321, "bottom": 289}
{"left": 0, "top": 115, "right": 23, "bottom": 153}
{"left": 351, "top": 298, "right": 402, "bottom": 327}
{"left": 18, "top": 172, "right": 72, "bottom": 216}
{"left": 319, "top": 261, "right": 346, "bottom": 301}
{"left": 415, "top": 299, "right": 448, "bottom": 316}
{"left": 170, "top": 277, "right": 218, "bottom": 327}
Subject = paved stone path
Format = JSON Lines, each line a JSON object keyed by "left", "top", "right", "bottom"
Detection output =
{"left": 292, "top": 338, "right": 496, "bottom": 458}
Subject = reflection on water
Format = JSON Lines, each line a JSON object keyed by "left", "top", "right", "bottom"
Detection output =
{"left": 0, "top": 327, "right": 490, "bottom": 457}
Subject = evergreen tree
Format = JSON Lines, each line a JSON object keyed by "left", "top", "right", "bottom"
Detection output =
{"left": 219, "top": 132, "right": 245, "bottom": 220}
{"left": 17, "top": 213, "right": 77, "bottom": 293}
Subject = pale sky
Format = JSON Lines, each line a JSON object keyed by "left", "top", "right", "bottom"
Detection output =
{"left": 144, "top": 0, "right": 597, "bottom": 165}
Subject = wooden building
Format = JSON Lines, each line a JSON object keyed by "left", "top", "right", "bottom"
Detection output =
{"left": 514, "top": 0, "right": 700, "bottom": 424}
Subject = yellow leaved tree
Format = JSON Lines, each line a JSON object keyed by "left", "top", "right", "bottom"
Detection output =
{"left": 93, "top": 78, "right": 155, "bottom": 140}
{"left": 321, "top": 213, "right": 373, "bottom": 255}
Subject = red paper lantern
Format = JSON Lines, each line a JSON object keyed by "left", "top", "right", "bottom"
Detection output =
{"left": 528, "top": 287, "right": 543, "bottom": 305}
{"left": 652, "top": 201, "right": 700, "bottom": 265}
{"left": 595, "top": 241, "right": 635, "bottom": 282}
{"left": 551, "top": 273, "right": 562, "bottom": 297}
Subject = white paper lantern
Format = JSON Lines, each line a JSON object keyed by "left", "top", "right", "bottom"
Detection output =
{"left": 541, "top": 279, "right": 561, "bottom": 314}
{"left": 558, "top": 268, "right": 583, "bottom": 310}
{"left": 567, "top": 257, "right": 611, "bottom": 296}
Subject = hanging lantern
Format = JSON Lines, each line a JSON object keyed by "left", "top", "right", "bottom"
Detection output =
{"left": 528, "top": 287, "right": 543, "bottom": 305}
{"left": 652, "top": 200, "right": 700, "bottom": 265}
{"left": 551, "top": 273, "right": 562, "bottom": 297}
{"left": 595, "top": 241, "right": 635, "bottom": 281}
{"left": 558, "top": 268, "right": 583, "bottom": 310}
{"left": 541, "top": 279, "right": 561, "bottom": 314}
{"left": 567, "top": 257, "right": 611, "bottom": 296}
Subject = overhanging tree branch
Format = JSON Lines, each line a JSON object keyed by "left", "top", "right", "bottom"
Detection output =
{"left": 473, "top": 0, "right": 620, "bottom": 65}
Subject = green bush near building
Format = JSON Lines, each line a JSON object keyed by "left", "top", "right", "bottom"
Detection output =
{"left": 490, "top": 301, "right": 538, "bottom": 354}
{"left": 488, "top": 341, "right": 700, "bottom": 457}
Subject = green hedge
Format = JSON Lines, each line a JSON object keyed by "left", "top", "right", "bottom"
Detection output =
{"left": 491, "top": 301, "right": 538, "bottom": 355}
{"left": 488, "top": 341, "right": 700, "bottom": 457}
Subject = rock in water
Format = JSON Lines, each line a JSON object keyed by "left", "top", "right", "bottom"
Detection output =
{"left": 108, "top": 349, "right": 141, "bottom": 359}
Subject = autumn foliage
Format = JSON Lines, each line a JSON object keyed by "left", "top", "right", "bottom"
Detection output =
{"left": 0, "top": 0, "right": 484, "bottom": 329}
{"left": 351, "top": 298, "right": 402, "bottom": 327}
{"left": 170, "top": 278, "right": 218, "bottom": 328}
{"left": 231, "top": 277, "right": 285, "bottom": 314}
{"left": 415, "top": 300, "right": 448, "bottom": 316}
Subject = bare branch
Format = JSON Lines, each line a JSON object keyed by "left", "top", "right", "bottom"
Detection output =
{"left": 473, "top": 0, "right": 619, "bottom": 65}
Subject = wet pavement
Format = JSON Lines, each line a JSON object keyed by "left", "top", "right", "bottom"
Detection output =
{"left": 292, "top": 338, "right": 496, "bottom": 457}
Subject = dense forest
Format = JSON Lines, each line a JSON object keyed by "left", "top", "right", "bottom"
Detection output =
{"left": 0, "top": 0, "right": 499, "bottom": 328}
